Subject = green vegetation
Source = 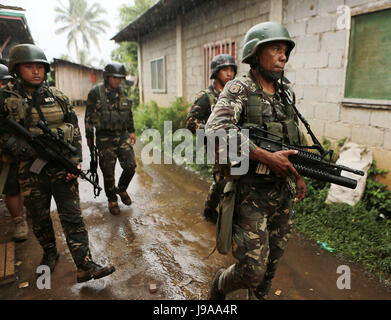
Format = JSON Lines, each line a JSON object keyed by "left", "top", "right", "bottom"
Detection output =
{"left": 134, "top": 98, "right": 188, "bottom": 135}
{"left": 54, "top": 0, "right": 109, "bottom": 64}
{"left": 294, "top": 162, "right": 391, "bottom": 279}
{"left": 133, "top": 99, "right": 212, "bottom": 177}
{"left": 111, "top": 0, "right": 156, "bottom": 76}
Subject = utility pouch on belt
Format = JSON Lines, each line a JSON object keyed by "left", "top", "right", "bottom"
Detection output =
{"left": 216, "top": 180, "right": 236, "bottom": 254}
{"left": 3, "top": 134, "right": 36, "bottom": 161}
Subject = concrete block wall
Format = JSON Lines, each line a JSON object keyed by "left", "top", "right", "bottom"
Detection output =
{"left": 182, "top": 0, "right": 270, "bottom": 105}
{"left": 141, "top": 18, "right": 177, "bottom": 107}
{"left": 283, "top": 0, "right": 391, "bottom": 184}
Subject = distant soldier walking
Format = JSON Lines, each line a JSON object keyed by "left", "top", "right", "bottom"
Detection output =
{"left": 186, "top": 54, "right": 236, "bottom": 223}
{"left": 85, "top": 62, "right": 136, "bottom": 215}
{"left": 0, "top": 63, "right": 28, "bottom": 242}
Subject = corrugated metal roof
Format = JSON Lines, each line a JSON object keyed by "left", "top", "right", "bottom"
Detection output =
{"left": 53, "top": 58, "right": 104, "bottom": 71}
{"left": 0, "top": 9, "right": 34, "bottom": 60}
{"left": 112, "top": 0, "right": 210, "bottom": 42}
{"left": 0, "top": 9, "right": 34, "bottom": 43}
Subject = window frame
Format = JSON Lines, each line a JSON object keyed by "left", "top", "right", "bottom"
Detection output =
{"left": 150, "top": 56, "right": 166, "bottom": 94}
{"left": 342, "top": 3, "right": 391, "bottom": 110}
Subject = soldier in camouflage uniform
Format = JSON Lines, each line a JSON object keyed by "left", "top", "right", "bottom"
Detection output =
{"left": 0, "top": 63, "right": 28, "bottom": 242}
{"left": 205, "top": 22, "right": 307, "bottom": 300}
{"left": 85, "top": 62, "right": 136, "bottom": 216}
{"left": 0, "top": 44, "right": 115, "bottom": 282}
{"left": 186, "top": 54, "right": 236, "bottom": 223}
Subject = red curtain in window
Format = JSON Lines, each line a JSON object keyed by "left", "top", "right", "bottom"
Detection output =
{"left": 203, "top": 40, "right": 236, "bottom": 86}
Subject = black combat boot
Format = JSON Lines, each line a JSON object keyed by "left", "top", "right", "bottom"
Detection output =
{"left": 108, "top": 201, "right": 120, "bottom": 215}
{"left": 40, "top": 250, "right": 60, "bottom": 272}
{"left": 208, "top": 268, "right": 226, "bottom": 300}
{"left": 77, "top": 261, "right": 116, "bottom": 283}
{"left": 252, "top": 276, "right": 273, "bottom": 300}
{"left": 203, "top": 207, "right": 218, "bottom": 224}
{"left": 117, "top": 189, "right": 132, "bottom": 206}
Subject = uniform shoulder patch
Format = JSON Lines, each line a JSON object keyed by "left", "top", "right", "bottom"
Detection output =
{"left": 228, "top": 83, "right": 241, "bottom": 94}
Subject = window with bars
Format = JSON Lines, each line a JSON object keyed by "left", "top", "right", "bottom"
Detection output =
{"left": 203, "top": 39, "right": 236, "bottom": 87}
{"left": 150, "top": 56, "right": 166, "bottom": 93}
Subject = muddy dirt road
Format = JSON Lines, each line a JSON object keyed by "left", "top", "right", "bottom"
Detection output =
{"left": 1, "top": 107, "right": 391, "bottom": 300}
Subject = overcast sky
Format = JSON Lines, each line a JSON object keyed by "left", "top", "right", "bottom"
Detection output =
{"left": 1, "top": 0, "right": 134, "bottom": 67}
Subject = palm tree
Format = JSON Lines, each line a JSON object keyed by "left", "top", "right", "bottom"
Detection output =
{"left": 54, "top": 0, "right": 110, "bottom": 63}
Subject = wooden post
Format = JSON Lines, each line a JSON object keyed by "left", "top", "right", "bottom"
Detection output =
{"left": 0, "top": 242, "right": 16, "bottom": 286}
{"left": 176, "top": 15, "right": 185, "bottom": 100}
{"left": 137, "top": 37, "right": 144, "bottom": 104}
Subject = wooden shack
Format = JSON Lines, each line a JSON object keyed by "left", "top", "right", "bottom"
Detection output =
{"left": 52, "top": 59, "right": 104, "bottom": 105}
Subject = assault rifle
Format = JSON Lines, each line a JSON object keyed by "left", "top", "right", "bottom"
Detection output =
{"left": 0, "top": 116, "right": 102, "bottom": 192}
{"left": 244, "top": 125, "right": 364, "bottom": 189}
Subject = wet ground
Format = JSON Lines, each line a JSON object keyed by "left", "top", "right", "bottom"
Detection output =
{"left": 1, "top": 107, "right": 391, "bottom": 300}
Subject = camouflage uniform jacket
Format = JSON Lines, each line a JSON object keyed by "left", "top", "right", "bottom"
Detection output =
{"left": 185, "top": 81, "right": 220, "bottom": 134}
{"left": 205, "top": 71, "right": 301, "bottom": 172}
{"left": 85, "top": 82, "right": 135, "bottom": 140}
{"left": 0, "top": 82, "right": 82, "bottom": 164}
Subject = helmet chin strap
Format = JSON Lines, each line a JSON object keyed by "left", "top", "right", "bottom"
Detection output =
{"left": 256, "top": 64, "right": 282, "bottom": 82}
{"left": 16, "top": 77, "right": 44, "bottom": 91}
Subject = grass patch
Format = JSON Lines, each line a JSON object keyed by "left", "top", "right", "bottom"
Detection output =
{"left": 294, "top": 162, "right": 391, "bottom": 280}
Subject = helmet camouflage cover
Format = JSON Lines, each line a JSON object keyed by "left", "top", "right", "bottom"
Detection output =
{"left": 8, "top": 44, "right": 51, "bottom": 76}
{"left": 242, "top": 21, "right": 295, "bottom": 65}
{"left": 210, "top": 54, "right": 237, "bottom": 79}
{"left": 104, "top": 62, "right": 127, "bottom": 79}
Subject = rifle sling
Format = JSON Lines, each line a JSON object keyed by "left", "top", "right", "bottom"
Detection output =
{"left": 25, "top": 89, "right": 47, "bottom": 129}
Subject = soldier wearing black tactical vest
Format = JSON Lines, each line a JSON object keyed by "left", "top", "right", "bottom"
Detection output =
{"left": 0, "top": 63, "right": 28, "bottom": 242}
{"left": 0, "top": 44, "right": 115, "bottom": 282}
{"left": 85, "top": 62, "right": 136, "bottom": 215}
{"left": 206, "top": 22, "right": 307, "bottom": 300}
{"left": 186, "top": 54, "right": 236, "bottom": 223}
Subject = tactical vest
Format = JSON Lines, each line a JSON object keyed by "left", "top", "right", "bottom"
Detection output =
{"left": 91, "top": 83, "right": 132, "bottom": 132}
{"left": 243, "top": 84, "right": 302, "bottom": 146}
{"left": 3, "top": 87, "right": 74, "bottom": 144}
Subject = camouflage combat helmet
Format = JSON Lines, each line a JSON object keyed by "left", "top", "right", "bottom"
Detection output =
{"left": 8, "top": 44, "right": 51, "bottom": 76}
{"left": 104, "top": 62, "right": 126, "bottom": 79}
{"left": 0, "top": 64, "right": 13, "bottom": 81}
{"left": 210, "top": 54, "right": 237, "bottom": 79}
{"left": 242, "top": 21, "right": 295, "bottom": 65}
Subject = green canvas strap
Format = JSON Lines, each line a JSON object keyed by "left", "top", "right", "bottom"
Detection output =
{"left": 216, "top": 180, "right": 237, "bottom": 254}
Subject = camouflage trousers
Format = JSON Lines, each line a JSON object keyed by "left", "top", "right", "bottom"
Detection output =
{"left": 96, "top": 132, "right": 137, "bottom": 203}
{"left": 18, "top": 160, "right": 92, "bottom": 268}
{"left": 218, "top": 174, "right": 293, "bottom": 299}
